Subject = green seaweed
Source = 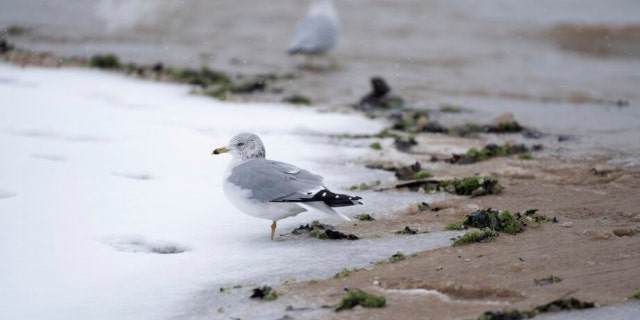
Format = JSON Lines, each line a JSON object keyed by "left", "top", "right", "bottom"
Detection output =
{"left": 282, "top": 94, "right": 311, "bottom": 105}
{"left": 388, "top": 251, "right": 406, "bottom": 263}
{"left": 464, "top": 209, "right": 523, "bottom": 234}
{"left": 369, "top": 142, "right": 382, "bottom": 150}
{"left": 5, "top": 25, "right": 30, "bottom": 36}
{"left": 89, "top": 54, "right": 120, "bottom": 69}
{"left": 452, "top": 229, "right": 497, "bottom": 246}
{"left": 439, "top": 104, "right": 463, "bottom": 113}
{"left": 518, "top": 153, "right": 534, "bottom": 160}
{"left": 348, "top": 180, "right": 380, "bottom": 191}
{"left": 334, "top": 289, "right": 386, "bottom": 311}
{"left": 412, "top": 169, "right": 432, "bottom": 179}
{"left": 451, "top": 143, "right": 532, "bottom": 164}
{"left": 354, "top": 213, "right": 375, "bottom": 221}
{"left": 444, "top": 221, "right": 465, "bottom": 231}
{"left": 334, "top": 268, "right": 354, "bottom": 278}
{"left": 421, "top": 176, "right": 500, "bottom": 197}
{"left": 630, "top": 289, "right": 640, "bottom": 300}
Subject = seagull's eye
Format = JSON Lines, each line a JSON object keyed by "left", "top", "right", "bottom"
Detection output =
{"left": 237, "top": 143, "right": 245, "bottom": 147}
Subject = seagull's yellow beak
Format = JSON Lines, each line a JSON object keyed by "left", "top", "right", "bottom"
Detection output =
{"left": 212, "top": 147, "right": 229, "bottom": 155}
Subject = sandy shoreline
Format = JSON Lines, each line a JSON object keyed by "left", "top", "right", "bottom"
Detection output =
{"left": 268, "top": 156, "right": 640, "bottom": 319}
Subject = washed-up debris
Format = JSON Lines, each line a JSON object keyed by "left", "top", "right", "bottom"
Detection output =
{"left": 449, "top": 143, "right": 541, "bottom": 164}
{"left": 452, "top": 229, "right": 497, "bottom": 246}
{"left": 369, "top": 141, "right": 382, "bottom": 150}
{"left": 477, "top": 297, "right": 595, "bottom": 319}
{"left": 630, "top": 289, "right": 640, "bottom": 300}
{"left": 354, "top": 213, "right": 375, "bottom": 221}
{"left": 250, "top": 286, "right": 278, "bottom": 301}
{"left": 334, "top": 288, "right": 386, "bottom": 311}
{"left": 534, "top": 275, "right": 563, "bottom": 286}
{"left": 354, "top": 77, "right": 404, "bottom": 110}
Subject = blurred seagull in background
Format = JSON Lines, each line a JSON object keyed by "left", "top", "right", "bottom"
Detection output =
{"left": 212, "top": 133, "right": 361, "bottom": 240}
{"left": 288, "top": 0, "right": 339, "bottom": 57}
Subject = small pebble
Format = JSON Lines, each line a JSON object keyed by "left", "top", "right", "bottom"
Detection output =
{"left": 613, "top": 228, "right": 633, "bottom": 237}
{"left": 561, "top": 222, "right": 574, "bottom": 227}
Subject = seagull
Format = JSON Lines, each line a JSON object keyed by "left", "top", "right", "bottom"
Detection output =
{"left": 212, "top": 133, "right": 362, "bottom": 240}
{"left": 288, "top": 0, "right": 339, "bottom": 56}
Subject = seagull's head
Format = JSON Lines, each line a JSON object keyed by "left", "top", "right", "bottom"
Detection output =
{"left": 212, "top": 132, "right": 266, "bottom": 160}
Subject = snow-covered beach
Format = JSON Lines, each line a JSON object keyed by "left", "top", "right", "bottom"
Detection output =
{"left": 0, "top": 64, "right": 465, "bottom": 319}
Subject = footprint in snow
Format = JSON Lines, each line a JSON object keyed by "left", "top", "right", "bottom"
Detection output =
{"left": 104, "top": 236, "right": 189, "bottom": 254}
{"left": 112, "top": 171, "right": 154, "bottom": 180}
{"left": 31, "top": 153, "right": 68, "bottom": 162}
{"left": 0, "top": 190, "right": 17, "bottom": 199}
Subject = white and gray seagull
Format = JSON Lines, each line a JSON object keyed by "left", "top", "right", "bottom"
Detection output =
{"left": 212, "top": 133, "right": 362, "bottom": 240}
{"left": 288, "top": 0, "right": 339, "bottom": 56}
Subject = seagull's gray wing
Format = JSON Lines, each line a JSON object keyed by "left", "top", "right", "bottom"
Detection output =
{"left": 228, "top": 159, "right": 325, "bottom": 202}
{"left": 289, "top": 15, "right": 337, "bottom": 54}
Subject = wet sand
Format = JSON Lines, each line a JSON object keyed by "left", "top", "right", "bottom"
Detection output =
{"left": 2, "top": 0, "right": 640, "bottom": 319}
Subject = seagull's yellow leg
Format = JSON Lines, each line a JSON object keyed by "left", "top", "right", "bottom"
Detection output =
{"left": 270, "top": 220, "right": 277, "bottom": 240}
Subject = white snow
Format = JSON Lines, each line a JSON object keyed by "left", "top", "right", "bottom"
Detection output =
{"left": 0, "top": 64, "right": 459, "bottom": 320}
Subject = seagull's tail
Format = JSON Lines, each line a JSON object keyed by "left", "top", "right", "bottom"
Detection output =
{"left": 300, "top": 202, "right": 351, "bottom": 221}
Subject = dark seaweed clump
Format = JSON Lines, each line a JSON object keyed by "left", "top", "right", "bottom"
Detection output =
{"left": 450, "top": 209, "right": 556, "bottom": 246}
{"left": 464, "top": 209, "right": 553, "bottom": 234}
{"left": 250, "top": 286, "right": 278, "bottom": 301}
{"left": 354, "top": 77, "right": 405, "bottom": 110}
{"left": 334, "top": 288, "right": 386, "bottom": 311}
{"left": 449, "top": 143, "right": 541, "bottom": 164}
{"left": 292, "top": 220, "right": 358, "bottom": 240}
{"left": 478, "top": 297, "right": 595, "bottom": 320}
